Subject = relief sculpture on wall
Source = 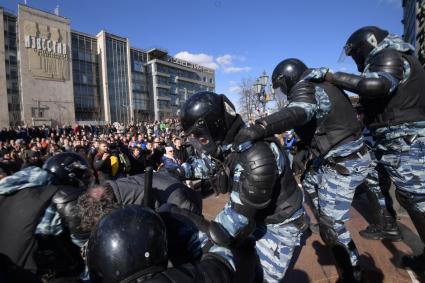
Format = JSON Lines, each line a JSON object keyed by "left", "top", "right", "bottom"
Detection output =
{"left": 23, "top": 21, "right": 70, "bottom": 81}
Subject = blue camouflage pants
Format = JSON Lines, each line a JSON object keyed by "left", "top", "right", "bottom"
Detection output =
{"left": 376, "top": 137, "right": 425, "bottom": 203}
{"left": 302, "top": 151, "right": 371, "bottom": 266}
{"left": 207, "top": 204, "right": 305, "bottom": 283}
{"left": 363, "top": 155, "right": 397, "bottom": 224}
{"left": 375, "top": 136, "right": 425, "bottom": 242}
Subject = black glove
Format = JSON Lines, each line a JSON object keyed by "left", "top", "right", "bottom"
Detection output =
{"left": 167, "top": 205, "right": 234, "bottom": 247}
{"left": 210, "top": 167, "right": 230, "bottom": 195}
{"left": 233, "top": 124, "right": 266, "bottom": 148}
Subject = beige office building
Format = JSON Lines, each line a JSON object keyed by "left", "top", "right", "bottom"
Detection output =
{"left": 0, "top": 4, "right": 215, "bottom": 127}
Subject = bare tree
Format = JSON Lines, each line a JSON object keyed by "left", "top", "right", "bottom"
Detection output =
{"left": 237, "top": 77, "right": 261, "bottom": 123}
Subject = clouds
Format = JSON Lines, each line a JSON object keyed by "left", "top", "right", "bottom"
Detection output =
{"left": 222, "top": 66, "right": 251, "bottom": 73}
{"left": 216, "top": 54, "right": 233, "bottom": 66}
{"left": 226, "top": 80, "right": 242, "bottom": 94}
{"left": 174, "top": 51, "right": 219, "bottom": 70}
{"left": 174, "top": 51, "right": 251, "bottom": 73}
{"left": 227, "top": 85, "right": 242, "bottom": 94}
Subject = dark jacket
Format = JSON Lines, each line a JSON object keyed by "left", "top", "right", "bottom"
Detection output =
{"left": 174, "top": 147, "right": 188, "bottom": 163}
{"left": 144, "top": 149, "right": 162, "bottom": 170}
{"left": 93, "top": 151, "right": 129, "bottom": 183}
{"left": 104, "top": 170, "right": 202, "bottom": 214}
{"left": 128, "top": 152, "right": 145, "bottom": 175}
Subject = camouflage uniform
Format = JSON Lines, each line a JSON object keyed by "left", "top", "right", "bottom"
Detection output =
{"left": 324, "top": 31, "right": 425, "bottom": 267}
{"left": 210, "top": 206, "right": 305, "bottom": 283}
{"left": 302, "top": 138, "right": 372, "bottom": 265}
{"left": 197, "top": 141, "right": 306, "bottom": 283}
{"left": 294, "top": 83, "right": 372, "bottom": 269}
{"left": 363, "top": 36, "right": 425, "bottom": 244}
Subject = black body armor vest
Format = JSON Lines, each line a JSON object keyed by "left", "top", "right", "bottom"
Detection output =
{"left": 361, "top": 53, "right": 425, "bottom": 129}
{"left": 295, "top": 82, "right": 361, "bottom": 156}
{"left": 0, "top": 185, "right": 58, "bottom": 272}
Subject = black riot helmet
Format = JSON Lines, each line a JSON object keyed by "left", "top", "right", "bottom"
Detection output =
{"left": 272, "top": 58, "right": 308, "bottom": 95}
{"left": 87, "top": 205, "right": 168, "bottom": 283}
{"left": 180, "top": 91, "right": 238, "bottom": 156}
{"left": 344, "top": 26, "right": 389, "bottom": 72}
{"left": 43, "top": 152, "right": 91, "bottom": 187}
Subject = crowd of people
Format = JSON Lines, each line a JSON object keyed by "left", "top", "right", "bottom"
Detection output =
{"left": 1, "top": 25, "right": 425, "bottom": 283}
{"left": 0, "top": 120, "right": 193, "bottom": 182}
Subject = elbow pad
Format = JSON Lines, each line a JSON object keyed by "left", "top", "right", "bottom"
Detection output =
{"left": 330, "top": 72, "right": 392, "bottom": 98}
{"left": 256, "top": 107, "right": 307, "bottom": 137}
{"left": 357, "top": 77, "right": 392, "bottom": 98}
{"left": 209, "top": 220, "right": 256, "bottom": 248}
{"left": 329, "top": 72, "right": 362, "bottom": 93}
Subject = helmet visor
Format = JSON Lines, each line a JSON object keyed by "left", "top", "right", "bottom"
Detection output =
{"left": 187, "top": 126, "right": 218, "bottom": 157}
{"left": 338, "top": 43, "right": 353, "bottom": 63}
{"left": 273, "top": 87, "right": 288, "bottom": 106}
{"left": 272, "top": 74, "right": 288, "bottom": 95}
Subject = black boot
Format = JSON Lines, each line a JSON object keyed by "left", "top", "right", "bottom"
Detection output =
{"left": 362, "top": 187, "right": 402, "bottom": 241}
{"left": 359, "top": 224, "right": 383, "bottom": 240}
{"left": 381, "top": 214, "right": 402, "bottom": 241}
{"left": 359, "top": 214, "right": 402, "bottom": 241}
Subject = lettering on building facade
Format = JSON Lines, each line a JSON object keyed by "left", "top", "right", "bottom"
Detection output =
{"left": 167, "top": 56, "right": 214, "bottom": 74}
{"left": 23, "top": 21, "right": 70, "bottom": 81}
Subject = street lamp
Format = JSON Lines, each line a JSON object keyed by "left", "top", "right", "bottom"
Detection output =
{"left": 253, "top": 71, "right": 270, "bottom": 117}
{"left": 259, "top": 71, "right": 268, "bottom": 87}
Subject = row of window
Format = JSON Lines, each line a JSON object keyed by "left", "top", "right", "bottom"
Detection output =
{"left": 157, "top": 64, "right": 201, "bottom": 81}
{"left": 106, "top": 38, "right": 131, "bottom": 123}
{"left": 4, "top": 15, "right": 21, "bottom": 124}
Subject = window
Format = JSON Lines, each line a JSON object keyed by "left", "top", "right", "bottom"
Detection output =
{"left": 158, "top": 100, "right": 170, "bottom": 109}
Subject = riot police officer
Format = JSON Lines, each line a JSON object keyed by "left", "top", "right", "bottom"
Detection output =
{"left": 86, "top": 205, "right": 236, "bottom": 283}
{"left": 0, "top": 152, "right": 92, "bottom": 278}
{"left": 234, "top": 59, "right": 372, "bottom": 282}
{"left": 180, "top": 91, "right": 306, "bottom": 283}
{"left": 310, "top": 26, "right": 425, "bottom": 271}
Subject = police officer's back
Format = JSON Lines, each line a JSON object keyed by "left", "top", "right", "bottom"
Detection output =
{"left": 0, "top": 152, "right": 91, "bottom": 277}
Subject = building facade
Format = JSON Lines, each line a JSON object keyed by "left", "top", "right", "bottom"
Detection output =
{"left": 402, "top": 0, "right": 425, "bottom": 66}
{"left": 0, "top": 4, "right": 215, "bottom": 127}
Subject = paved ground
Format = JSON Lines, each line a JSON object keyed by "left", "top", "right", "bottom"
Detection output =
{"left": 201, "top": 191, "right": 424, "bottom": 283}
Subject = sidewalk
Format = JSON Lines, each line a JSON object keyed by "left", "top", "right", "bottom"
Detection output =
{"left": 202, "top": 192, "right": 424, "bottom": 283}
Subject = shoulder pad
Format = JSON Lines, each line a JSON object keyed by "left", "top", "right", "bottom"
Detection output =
{"left": 238, "top": 141, "right": 276, "bottom": 209}
{"left": 291, "top": 80, "right": 315, "bottom": 94}
{"left": 289, "top": 81, "right": 316, "bottom": 102}
{"left": 52, "top": 185, "right": 86, "bottom": 204}
{"left": 239, "top": 141, "right": 275, "bottom": 171}
{"left": 368, "top": 49, "right": 404, "bottom": 81}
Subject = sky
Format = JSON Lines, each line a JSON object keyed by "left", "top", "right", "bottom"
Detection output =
{"left": 1, "top": 0, "right": 403, "bottom": 110}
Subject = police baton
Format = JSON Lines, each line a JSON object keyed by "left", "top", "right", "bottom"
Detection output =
{"left": 143, "top": 167, "right": 154, "bottom": 209}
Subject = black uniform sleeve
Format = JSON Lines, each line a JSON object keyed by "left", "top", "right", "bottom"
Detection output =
{"left": 256, "top": 81, "right": 315, "bottom": 136}
{"left": 141, "top": 253, "right": 233, "bottom": 283}
{"left": 329, "top": 48, "right": 404, "bottom": 98}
